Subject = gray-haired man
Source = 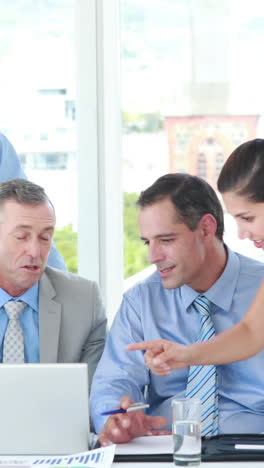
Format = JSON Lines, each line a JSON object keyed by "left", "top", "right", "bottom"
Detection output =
{"left": 0, "top": 178, "right": 106, "bottom": 388}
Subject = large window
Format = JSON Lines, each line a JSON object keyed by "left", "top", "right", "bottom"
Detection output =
{"left": 0, "top": 0, "right": 77, "bottom": 270}
{"left": 0, "top": 1, "right": 123, "bottom": 321}
{"left": 1, "top": 1, "right": 264, "bottom": 320}
{"left": 121, "top": 0, "right": 264, "bottom": 284}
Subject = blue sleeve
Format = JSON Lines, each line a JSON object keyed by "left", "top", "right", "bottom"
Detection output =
{"left": 0, "top": 133, "right": 67, "bottom": 271}
{"left": 47, "top": 245, "right": 67, "bottom": 270}
{"left": 90, "top": 291, "right": 150, "bottom": 433}
{"left": 0, "top": 133, "right": 27, "bottom": 180}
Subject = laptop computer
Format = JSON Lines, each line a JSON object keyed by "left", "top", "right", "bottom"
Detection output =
{"left": 0, "top": 363, "right": 90, "bottom": 455}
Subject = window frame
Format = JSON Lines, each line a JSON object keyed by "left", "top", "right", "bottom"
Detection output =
{"left": 75, "top": 0, "right": 123, "bottom": 323}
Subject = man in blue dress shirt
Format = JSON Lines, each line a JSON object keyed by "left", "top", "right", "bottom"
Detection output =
{"left": 0, "top": 178, "right": 106, "bottom": 388}
{"left": 90, "top": 173, "right": 264, "bottom": 444}
{"left": 0, "top": 132, "right": 66, "bottom": 270}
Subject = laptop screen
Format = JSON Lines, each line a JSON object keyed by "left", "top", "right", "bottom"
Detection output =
{"left": 0, "top": 363, "right": 89, "bottom": 455}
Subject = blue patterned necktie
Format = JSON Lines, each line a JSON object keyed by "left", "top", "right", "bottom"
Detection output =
{"left": 185, "top": 295, "right": 218, "bottom": 436}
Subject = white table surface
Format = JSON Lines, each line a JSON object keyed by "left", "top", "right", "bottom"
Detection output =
{"left": 112, "top": 433, "right": 264, "bottom": 467}
{"left": 112, "top": 463, "right": 264, "bottom": 467}
{"left": 0, "top": 456, "right": 261, "bottom": 467}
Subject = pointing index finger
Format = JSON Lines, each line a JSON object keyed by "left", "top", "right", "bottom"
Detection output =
{"left": 126, "top": 340, "right": 159, "bottom": 351}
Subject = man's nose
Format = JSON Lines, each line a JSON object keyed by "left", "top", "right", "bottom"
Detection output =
{"left": 148, "top": 243, "right": 164, "bottom": 264}
{"left": 26, "top": 239, "right": 41, "bottom": 258}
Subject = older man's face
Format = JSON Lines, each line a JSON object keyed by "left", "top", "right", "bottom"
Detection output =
{"left": 0, "top": 199, "right": 55, "bottom": 297}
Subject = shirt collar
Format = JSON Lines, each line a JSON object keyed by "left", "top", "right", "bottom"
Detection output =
{"left": 0, "top": 282, "right": 39, "bottom": 312}
{"left": 180, "top": 245, "right": 240, "bottom": 313}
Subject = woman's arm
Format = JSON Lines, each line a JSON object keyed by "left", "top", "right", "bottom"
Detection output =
{"left": 127, "top": 280, "right": 264, "bottom": 373}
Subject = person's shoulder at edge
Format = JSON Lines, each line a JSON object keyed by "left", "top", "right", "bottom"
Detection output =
{"left": 0, "top": 132, "right": 27, "bottom": 179}
{"left": 0, "top": 132, "right": 12, "bottom": 148}
{"left": 0, "top": 132, "right": 21, "bottom": 160}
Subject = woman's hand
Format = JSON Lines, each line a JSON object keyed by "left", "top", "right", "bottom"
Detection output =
{"left": 127, "top": 339, "right": 190, "bottom": 375}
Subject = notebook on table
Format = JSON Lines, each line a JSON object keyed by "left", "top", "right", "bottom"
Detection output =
{"left": 0, "top": 363, "right": 89, "bottom": 455}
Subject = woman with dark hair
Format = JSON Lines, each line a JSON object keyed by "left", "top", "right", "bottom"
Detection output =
{"left": 128, "top": 139, "right": 264, "bottom": 373}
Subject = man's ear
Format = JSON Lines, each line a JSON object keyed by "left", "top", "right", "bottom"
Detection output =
{"left": 199, "top": 214, "right": 217, "bottom": 238}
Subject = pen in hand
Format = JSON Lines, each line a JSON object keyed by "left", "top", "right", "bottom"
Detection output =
{"left": 101, "top": 402, "right": 150, "bottom": 416}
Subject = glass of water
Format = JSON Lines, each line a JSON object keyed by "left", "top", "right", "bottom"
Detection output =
{"left": 171, "top": 398, "right": 201, "bottom": 466}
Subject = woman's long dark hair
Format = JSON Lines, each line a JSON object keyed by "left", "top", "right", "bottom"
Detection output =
{"left": 217, "top": 139, "right": 264, "bottom": 202}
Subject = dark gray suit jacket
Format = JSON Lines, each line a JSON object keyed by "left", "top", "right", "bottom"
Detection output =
{"left": 38, "top": 267, "right": 107, "bottom": 390}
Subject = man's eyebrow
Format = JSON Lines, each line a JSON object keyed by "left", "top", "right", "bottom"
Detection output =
{"left": 140, "top": 232, "right": 177, "bottom": 241}
{"left": 13, "top": 225, "right": 54, "bottom": 231}
{"left": 41, "top": 226, "right": 55, "bottom": 232}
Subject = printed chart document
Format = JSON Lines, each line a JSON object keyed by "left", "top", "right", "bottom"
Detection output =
{"left": 0, "top": 445, "right": 115, "bottom": 468}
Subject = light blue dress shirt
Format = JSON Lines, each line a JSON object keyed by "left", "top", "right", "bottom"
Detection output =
{"left": 0, "top": 133, "right": 66, "bottom": 270}
{"left": 0, "top": 283, "right": 39, "bottom": 362}
{"left": 90, "top": 247, "right": 264, "bottom": 434}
